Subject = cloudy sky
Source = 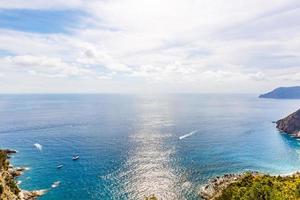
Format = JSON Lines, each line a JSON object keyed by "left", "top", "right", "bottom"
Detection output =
{"left": 0, "top": 0, "right": 299, "bottom": 93}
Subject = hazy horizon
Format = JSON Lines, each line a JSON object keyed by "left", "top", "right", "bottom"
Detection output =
{"left": 0, "top": 92, "right": 268, "bottom": 95}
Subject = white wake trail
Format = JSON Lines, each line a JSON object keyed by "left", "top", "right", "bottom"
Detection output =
{"left": 179, "top": 130, "right": 198, "bottom": 140}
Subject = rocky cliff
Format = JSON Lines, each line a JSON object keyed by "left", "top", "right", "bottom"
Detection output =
{"left": 0, "top": 150, "right": 20, "bottom": 200}
{"left": 0, "top": 150, "right": 44, "bottom": 200}
{"left": 276, "top": 109, "right": 300, "bottom": 136}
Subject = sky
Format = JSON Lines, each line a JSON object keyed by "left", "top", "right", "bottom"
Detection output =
{"left": 0, "top": 0, "right": 299, "bottom": 93}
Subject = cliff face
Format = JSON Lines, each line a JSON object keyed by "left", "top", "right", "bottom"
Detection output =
{"left": 0, "top": 150, "right": 45, "bottom": 200}
{"left": 276, "top": 109, "right": 300, "bottom": 136}
{"left": 259, "top": 86, "right": 300, "bottom": 99}
{"left": 0, "top": 150, "right": 20, "bottom": 200}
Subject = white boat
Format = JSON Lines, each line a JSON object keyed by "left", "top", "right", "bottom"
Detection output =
{"left": 72, "top": 155, "right": 79, "bottom": 160}
{"left": 57, "top": 165, "right": 63, "bottom": 169}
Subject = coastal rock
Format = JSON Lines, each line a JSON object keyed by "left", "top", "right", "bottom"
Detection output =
{"left": 9, "top": 167, "right": 27, "bottom": 177}
{"left": 20, "top": 190, "right": 47, "bottom": 200}
{"left": 3, "top": 149, "right": 17, "bottom": 154}
{"left": 201, "top": 172, "right": 300, "bottom": 200}
{"left": 276, "top": 109, "right": 300, "bottom": 136}
{"left": 199, "top": 173, "right": 252, "bottom": 200}
{"left": 259, "top": 86, "right": 300, "bottom": 99}
{"left": 0, "top": 150, "right": 20, "bottom": 200}
{"left": 0, "top": 150, "right": 44, "bottom": 200}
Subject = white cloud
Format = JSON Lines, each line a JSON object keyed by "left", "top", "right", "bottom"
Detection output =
{"left": 0, "top": 0, "right": 84, "bottom": 9}
{"left": 0, "top": 55, "right": 108, "bottom": 79}
{"left": 76, "top": 46, "right": 132, "bottom": 72}
{"left": 0, "top": 0, "right": 299, "bottom": 93}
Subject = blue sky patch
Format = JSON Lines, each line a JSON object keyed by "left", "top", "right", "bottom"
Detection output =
{"left": 0, "top": 49, "right": 15, "bottom": 56}
{"left": 0, "top": 9, "right": 84, "bottom": 33}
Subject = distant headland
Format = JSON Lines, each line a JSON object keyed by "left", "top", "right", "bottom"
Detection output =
{"left": 259, "top": 86, "right": 300, "bottom": 99}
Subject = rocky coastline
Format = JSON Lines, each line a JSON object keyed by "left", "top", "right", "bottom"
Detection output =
{"left": 0, "top": 149, "right": 45, "bottom": 200}
{"left": 199, "top": 172, "right": 260, "bottom": 200}
{"left": 200, "top": 110, "right": 300, "bottom": 200}
{"left": 276, "top": 109, "right": 300, "bottom": 137}
{"left": 199, "top": 171, "right": 300, "bottom": 200}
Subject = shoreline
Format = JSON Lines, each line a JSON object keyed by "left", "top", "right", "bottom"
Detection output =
{"left": 199, "top": 171, "right": 300, "bottom": 200}
{"left": 199, "top": 172, "right": 254, "bottom": 200}
{"left": 200, "top": 108, "right": 300, "bottom": 199}
{"left": 0, "top": 149, "right": 46, "bottom": 200}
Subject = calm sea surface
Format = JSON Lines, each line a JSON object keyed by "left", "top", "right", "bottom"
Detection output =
{"left": 0, "top": 94, "right": 300, "bottom": 199}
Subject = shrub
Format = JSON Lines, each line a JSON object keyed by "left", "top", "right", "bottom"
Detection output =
{"left": 217, "top": 174, "right": 300, "bottom": 200}
{"left": 144, "top": 194, "right": 158, "bottom": 200}
{"left": 0, "top": 184, "right": 3, "bottom": 195}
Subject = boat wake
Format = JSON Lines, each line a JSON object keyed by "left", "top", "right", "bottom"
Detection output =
{"left": 179, "top": 130, "right": 198, "bottom": 140}
{"left": 34, "top": 143, "right": 43, "bottom": 151}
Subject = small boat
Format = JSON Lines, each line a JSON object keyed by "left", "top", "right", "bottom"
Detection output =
{"left": 57, "top": 165, "right": 63, "bottom": 169}
{"left": 72, "top": 155, "right": 79, "bottom": 160}
{"left": 51, "top": 181, "right": 61, "bottom": 188}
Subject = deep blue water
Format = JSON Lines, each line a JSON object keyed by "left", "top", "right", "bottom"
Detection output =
{"left": 0, "top": 94, "right": 300, "bottom": 200}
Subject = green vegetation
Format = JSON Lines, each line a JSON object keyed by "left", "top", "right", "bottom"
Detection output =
{"left": 0, "top": 184, "right": 3, "bottom": 195}
{"left": 217, "top": 173, "right": 300, "bottom": 200}
{"left": 4, "top": 176, "right": 20, "bottom": 195}
{"left": 144, "top": 194, "right": 158, "bottom": 200}
{"left": 0, "top": 150, "right": 8, "bottom": 170}
{"left": 0, "top": 150, "right": 20, "bottom": 197}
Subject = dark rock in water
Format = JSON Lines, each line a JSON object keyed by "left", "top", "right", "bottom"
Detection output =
{"left": 276, "top": 109, "right": 300, "bottom": 136}
{"left": 259, "top": 86, "right": 300, "bottom": 99}
{"left": 4, "top": 149, "right": 17, "bottom": 154}
{"left": 9, "top": 167, "right": 27, "bottom": 177}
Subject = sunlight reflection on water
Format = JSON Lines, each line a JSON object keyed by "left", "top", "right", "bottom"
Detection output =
{"left": 120, "top": 98, "right": 183, "bottom": 199}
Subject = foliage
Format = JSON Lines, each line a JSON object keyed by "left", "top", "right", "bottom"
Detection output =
{"left": 0, "top": 150, "right": 20, "bottom": 195}
{"left": 0, "top": 150, "right": 8, "bottom": 169}
{"left": 217, "top": 173, "right": 300, "bottom": 200}
{"left": 144, "top": 194, "right": 158, "bottom": 200}
{"left": 5, "top": 177, "right": 20, "bottom": 195}
{"left": 0, "top": 184, "right": 3, "bottom": 195}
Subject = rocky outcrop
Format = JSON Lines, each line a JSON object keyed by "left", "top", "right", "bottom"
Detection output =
{"left": 200, "top": 172, "right": 300, "bottom": 200}
{"left": 259, "top": 86, "right": 300, "bottom": 99}
{"left": 3, "top": 149, "right": 17, "bottom": 154}
{"left": 276, "top": 109, "right": 300, "bottom": 137}
{"left": 19, "top": 190, "right": 47, "bottom": 200}
{"left": 0, "top": 150, "right": 44, "bottom": 200}
{"left": 199, "top": 172, "right": 259, "bottom": 200}
{"left": 0, "top": 150, "right": 20, "bottom": 200}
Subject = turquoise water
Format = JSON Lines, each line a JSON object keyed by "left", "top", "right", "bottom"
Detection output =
{"left": 0, "top": 94, "right": 300, "bottom": 199}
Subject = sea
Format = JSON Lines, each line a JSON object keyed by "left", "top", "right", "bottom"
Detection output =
{"left": 0, "top": 94, "right": 300, "bottom": 200}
